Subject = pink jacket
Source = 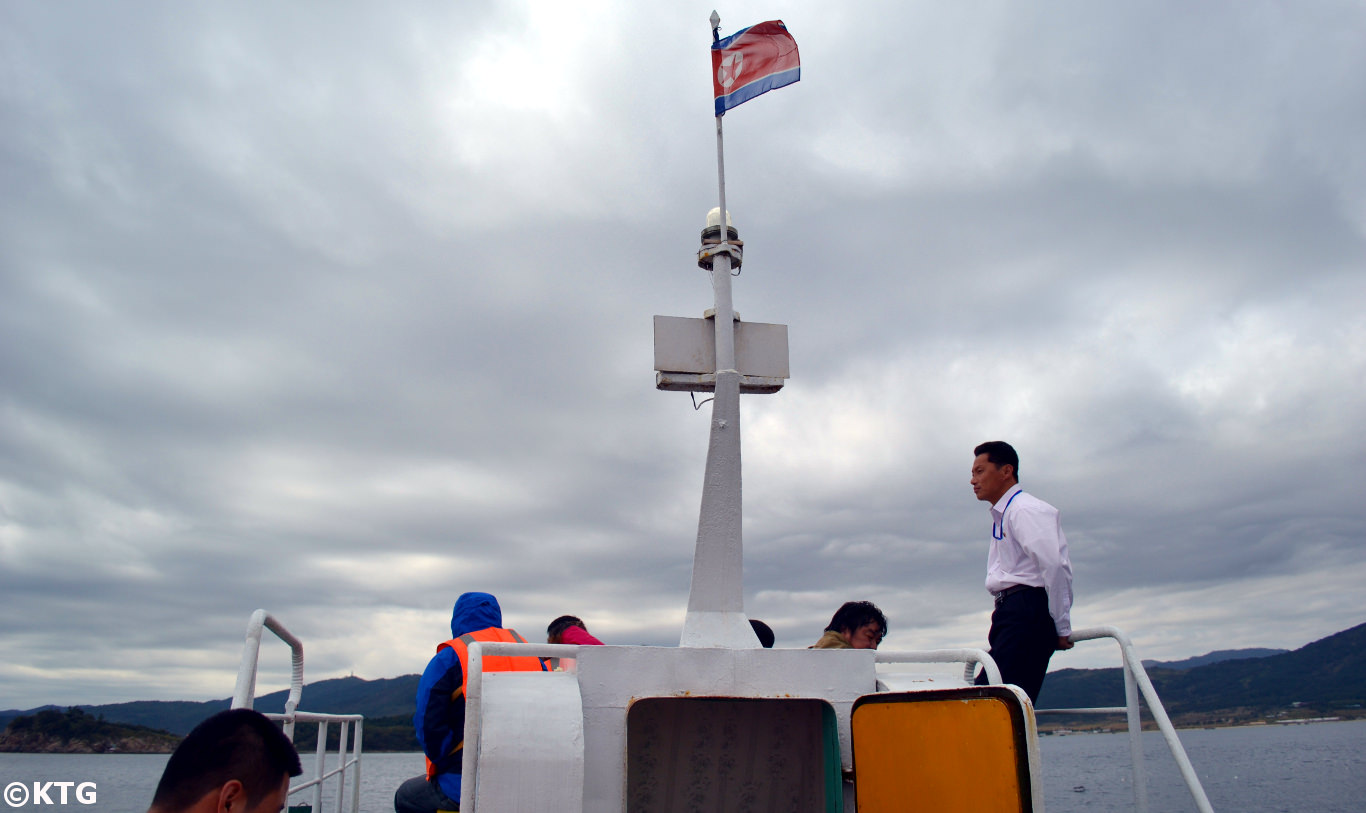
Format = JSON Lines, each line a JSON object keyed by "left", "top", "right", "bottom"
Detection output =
{"left": 559, "top": 625, "right": 604, "bottom": 646}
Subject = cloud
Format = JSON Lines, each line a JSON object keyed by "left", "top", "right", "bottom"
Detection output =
{"left": 1, "top": 0, "right": 1364, "bottom": 709}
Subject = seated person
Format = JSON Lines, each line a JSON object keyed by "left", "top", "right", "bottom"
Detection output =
{"left": 147, "top": 708, "right": 302, "bottom": 813}
{"left": 396, "top": 592, "right": 545, "bottom": 813}
{"left": 749, "top": 619, "right": 775, "bottom": 648}
{"left": 546, "top": 614, "right": 604, "bottom": 646}
{"left": 810, "top": 601, "right": 887, "bottom": 650}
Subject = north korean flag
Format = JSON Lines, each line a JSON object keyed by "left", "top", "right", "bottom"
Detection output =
{"left": 711, "top": 20, "right": 801, "bottom": 116}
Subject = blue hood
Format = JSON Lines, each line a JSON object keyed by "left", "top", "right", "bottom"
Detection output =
{"left": 450, "top": 591, "right": 502, "bottom": 638}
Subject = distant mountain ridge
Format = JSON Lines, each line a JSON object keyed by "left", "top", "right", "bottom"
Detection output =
{"left": 1038, "top": 622, "right": 1366, "bottom": 714}
{"left": 1142, "top": 648, "right": 1289, "bottom": 671}
{"left": 4, "top": 623, "right": 1363, "bottom": 740}
{"left": 1, "top": 675, "right": 421, "bottom": 736}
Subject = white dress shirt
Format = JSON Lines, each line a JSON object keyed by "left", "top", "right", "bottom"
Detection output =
{"left": 985, "top": 484, "right": 1073, "bottom": 637}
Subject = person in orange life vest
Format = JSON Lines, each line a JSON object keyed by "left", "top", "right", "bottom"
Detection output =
{"left": 393, "top": 592, "right": 545, "bottom": 813}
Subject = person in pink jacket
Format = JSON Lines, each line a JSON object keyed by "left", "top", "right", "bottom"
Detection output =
{"left": 547, "top": 615, "right": 604, "bottom": 646}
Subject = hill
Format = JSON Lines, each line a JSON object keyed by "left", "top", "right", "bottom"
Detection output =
{"left": 1, "top": 675, "right": 420, "bottom": 737}
{"left": 0, "top": 707, "right": 180, "bottom": 754}
{"left": 1142, "top": 647, "right": 1289, "bottom": 670}
{"left": 1038, "top": 622, "right": 1366, "bottom": 719}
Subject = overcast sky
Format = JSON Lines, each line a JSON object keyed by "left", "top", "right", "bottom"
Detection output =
{"left": 2, "top": 1, "right": 1364, "bottom": 711}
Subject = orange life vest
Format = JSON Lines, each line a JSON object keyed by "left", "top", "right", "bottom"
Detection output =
{"left": 424, "top": 627, "right": 544, "bottom": 781}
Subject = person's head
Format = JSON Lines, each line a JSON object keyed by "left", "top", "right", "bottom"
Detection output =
{"left": 148, "top": 709, "right": 301, "bottom": 813}
{"left": 749, "top": 619, "right": 775, "bottom": 648}
{"left": 972, "top": 441, "right": 1019, "bottom": 504}
{"left": 451, "top": 591, "right": 502, "bottom": 639}
{"left": 547, "top": 615, "right": 587, "bottom": 644}
{"left": 825, "top": 601, "right": 887, "bottom": 650}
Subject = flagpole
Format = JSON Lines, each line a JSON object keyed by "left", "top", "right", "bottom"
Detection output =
{"left": 712, "top": 14, "right": 728, "bottom": 256}
{"left": 680, "top": 11, "right": 752, "bottom": 647}
{"left": 710, "top": 11, "right": 736, "bottom": 377}
{"left": 712, "top": 115, "right": 737, "bottom": 373}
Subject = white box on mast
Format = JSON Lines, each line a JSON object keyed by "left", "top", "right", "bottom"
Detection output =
{"left": 653, "top": 314, "right": 789, "bottom": 394}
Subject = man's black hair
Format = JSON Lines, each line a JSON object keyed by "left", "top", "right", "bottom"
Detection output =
{"left": 825, "top": 601, "right": 887, "bottom": 640}
{"left": 974, "top": 440, "right": 1020, "bottom": 481}
{"left": 749, "top": 619, "right": 775, "bottom": 648}
{"left": 150, "top": 708, "right": 301, "bottom": 811}
{"left": 547, "top": 615, "right": 586, "bottom": 640}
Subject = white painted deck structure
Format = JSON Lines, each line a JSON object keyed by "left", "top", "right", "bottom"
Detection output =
{"left": 231, "top": 211, "right": 1215, "bottom": 812}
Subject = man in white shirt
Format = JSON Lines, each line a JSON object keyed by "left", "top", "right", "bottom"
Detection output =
{"left": 970, "top": 441, "right": 1073, "bottom": 703}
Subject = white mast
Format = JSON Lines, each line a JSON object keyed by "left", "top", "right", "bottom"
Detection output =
{"left": 653, "top": 11, "right": 789, "bottom": 648}
{"left": 678, "top": 10, "right": 756, "bottom": 648}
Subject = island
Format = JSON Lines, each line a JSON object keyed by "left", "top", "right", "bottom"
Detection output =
{"left": 0, "top": 707, "right": 180, "bottom": 754}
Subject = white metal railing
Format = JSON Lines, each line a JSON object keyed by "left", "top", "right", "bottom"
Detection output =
{"left": 233, "top": 610, "right": 303, "bottom": 737}
{"left": 873, "top": 647, "right": 1001, "bottom": 685}
{"left": 1035, "top": 625, "right": 1215, "bottom": 813}
{"left": 233, "top": 610, "right": 364, "bottom": 813}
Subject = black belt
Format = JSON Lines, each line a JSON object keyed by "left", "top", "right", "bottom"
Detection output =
{"left": 993, "top": 584, "right": 1040, "bottom": 606}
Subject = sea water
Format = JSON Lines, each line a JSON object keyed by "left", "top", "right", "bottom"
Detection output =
{"left": 2, "top": 719, "right": 1362, "bottom": 812}
{"left": 1039, "top": 720, "right": 1366, "bottom": 812}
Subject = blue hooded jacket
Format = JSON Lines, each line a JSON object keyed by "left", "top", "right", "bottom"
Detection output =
{"left": 413, "top": 592, "right": 505, "bottom": 801}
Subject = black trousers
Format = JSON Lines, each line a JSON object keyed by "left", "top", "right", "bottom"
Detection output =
{"left": 974, "top": 586, "right": 1057, "bottom": 703}
{"left": 394, "top": 775, "right": 459, "bottom": 813}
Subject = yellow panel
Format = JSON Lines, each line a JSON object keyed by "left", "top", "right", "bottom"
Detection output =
{"left": 852, "top": 694, "right": 1026, "bottom": 812}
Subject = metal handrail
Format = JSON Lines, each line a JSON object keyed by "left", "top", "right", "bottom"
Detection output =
{"left": 1038, "top": 626, "right": 1215, "bottom": 813}
{"left": 233, "top": 610, "right": 363, "bottom": 813}
{"left": 259, "top": 712, "right": 364, "bottom": 813}
{"left": 873, "top": 647, "right": 1001, "bottom": 685}
{"left": 232, "top": 609, "right": 304, "bottom": 736}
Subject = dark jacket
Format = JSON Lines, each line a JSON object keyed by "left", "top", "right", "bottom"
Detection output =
{"left": 413, "top": 592, "right": 505, "bottom": 800}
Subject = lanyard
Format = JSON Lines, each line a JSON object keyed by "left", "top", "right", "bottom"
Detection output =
{"left": 991, "top": 490, "right": 1022, "bottom": 540}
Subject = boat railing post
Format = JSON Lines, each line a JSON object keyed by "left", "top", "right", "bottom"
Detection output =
{"left": 1122, "top": 650, "right": 1149, "bottom": 812}
{"left": 231, "top": 609, "right": 268, "bottom": 711}
{"left": 312, "top": 721, "right": 326, "bottom": 813}
{"left": 461, "top": 641, "right": 486, "bottom": 813}
{"left": 1115, "top": 630, "right": 1215, "bottom": 813}
{"left": 349, "top": 719, "right": 364, "bottom": 813}
{"left": 334, "top": 720, "right": 350, "bottom": 813}
{"left": 1070, "top": 626, "right": 1215, "bottom": 813}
